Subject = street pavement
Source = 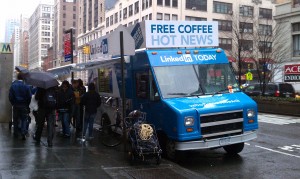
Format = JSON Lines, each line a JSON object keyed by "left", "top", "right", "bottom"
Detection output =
{"left": 0, "top": 120, "right": 204, "bottom": 179}
{"left": 178, "top": 113, "right": 300, "bottom": 179}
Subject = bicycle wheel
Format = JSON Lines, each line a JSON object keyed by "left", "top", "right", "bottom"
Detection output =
{"left": 100, "top": 118, "right": 122, "bottom": 147}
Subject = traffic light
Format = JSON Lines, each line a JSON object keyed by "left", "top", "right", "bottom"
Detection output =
{"left": 83, "top": 45, "right": 90, "bottom": 54}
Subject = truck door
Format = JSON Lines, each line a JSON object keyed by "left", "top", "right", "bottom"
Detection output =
{"left": 134, "top": 69, "right": 162, "bottom": 127}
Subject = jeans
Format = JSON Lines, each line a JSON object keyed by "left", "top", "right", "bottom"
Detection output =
{"left": 13, "top": 106, "right": 28, "bottom": 136}
{"left": 59, "top": 112, "right": 70, "bottom": 135}
{"left": 35, "top": 108, "right": 56, "bottom": 144}
{"left": 83, "top": 112, "right": 96, "bottom": 138}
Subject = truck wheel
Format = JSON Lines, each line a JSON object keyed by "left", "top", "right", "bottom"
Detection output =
{"left": 166, "top": 139, "right": 176, "bottom": 160}
{"left": 223, "top": 143, "right": 244, "bottom": 155}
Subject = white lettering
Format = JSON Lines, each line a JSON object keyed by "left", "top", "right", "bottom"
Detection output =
{"left": 193, "top": 54, "right": 216, "bottom": 61}
{"left": 160, "top": 54, "right": 193, "bottom": 63}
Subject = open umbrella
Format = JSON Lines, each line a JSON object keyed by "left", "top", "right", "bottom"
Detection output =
{"left": 15, "top": 66, "right": 29, "bottom": 74}
{"left": 24, "top": 71, "right": 59, "bottom": 89}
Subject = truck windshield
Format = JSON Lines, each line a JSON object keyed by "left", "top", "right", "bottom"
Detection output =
{"left": 153, "top": 64, "right": 240, "bottom": 99}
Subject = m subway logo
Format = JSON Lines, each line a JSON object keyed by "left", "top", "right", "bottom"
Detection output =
{"left": 0, "top": 43, "right": 13, "bottom": 54}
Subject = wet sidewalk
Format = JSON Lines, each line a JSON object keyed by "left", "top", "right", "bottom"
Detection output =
{"left": 0, "top": 122, "right": 204, "bottom": 179}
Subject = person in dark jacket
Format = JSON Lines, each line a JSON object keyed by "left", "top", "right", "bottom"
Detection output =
{"left": 9, "top": 73, "right": 32, "bottom": 140}
{"left": 33, "top": 87, "right": 57, "bottom": 147}
{"left": 81, "top": 83, "right": 101, "bottom": 139}
{"left": 56, "top": 80, "right": 74, "bottom": 137}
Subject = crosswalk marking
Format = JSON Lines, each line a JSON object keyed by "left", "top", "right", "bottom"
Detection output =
{"left": 258, "top": 113, "right": 300, "bottom": 125}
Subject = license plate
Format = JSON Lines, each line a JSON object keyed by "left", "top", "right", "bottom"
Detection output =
{"left": 219, "top": 137, "right": 231, "bottom": 145}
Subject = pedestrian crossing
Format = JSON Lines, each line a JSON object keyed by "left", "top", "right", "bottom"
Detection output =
{"left": 258, "top": 113, "right": 300, "bottom": 125}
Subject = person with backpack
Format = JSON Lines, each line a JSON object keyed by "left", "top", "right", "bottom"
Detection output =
{"left": 56, "top": 80, "right": 74, "bottom": 138}
{"left": 81, "top": 83, "right": 101, "bottom": 140}
{"left": 9, "top": 73, "right": 32, "bottom": 140}
{"left": 33, "top": 86, "right": 57, "bottom": 147}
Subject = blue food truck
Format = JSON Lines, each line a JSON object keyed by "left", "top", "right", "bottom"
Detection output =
{"left": 87, "top": 21, "right": 258, "bottom": 159}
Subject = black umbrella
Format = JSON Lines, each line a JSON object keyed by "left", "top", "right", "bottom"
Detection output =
{"left": 15, "top": 66, "right": 29, "bottom": 74}
{"left": 24, "top": 71, "right": 59, "bottom": 89}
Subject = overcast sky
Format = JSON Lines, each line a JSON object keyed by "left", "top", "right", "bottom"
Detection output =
{"left": 0, "top": 0, "right": 42, "bottom": 42}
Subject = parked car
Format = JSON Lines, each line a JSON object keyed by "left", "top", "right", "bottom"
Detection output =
{"left": 242, "top": 83, "right": 295, "bottom": 98}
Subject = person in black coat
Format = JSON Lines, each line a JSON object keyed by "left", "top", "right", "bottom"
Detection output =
{"left": 56, "top": 80, "right": 74, "bottom": 137}
{"left": 81, "top": 83, "right": 101, "bottom": 139}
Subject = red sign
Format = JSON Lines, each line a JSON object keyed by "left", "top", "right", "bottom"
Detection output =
{"left": 284, "top": 64, "right": 300, "bottom": 74}
{"left": 64, "top": 32, "right": 72, "bottom": 62}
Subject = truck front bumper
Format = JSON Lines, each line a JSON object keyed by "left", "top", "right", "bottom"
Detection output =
{"left": 175, "top": 131, "right": 257, "bottom": 151}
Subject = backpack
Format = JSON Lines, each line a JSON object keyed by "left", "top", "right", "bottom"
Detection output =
{"left": 43, "top": 89, "right": 57, "bottom": 109}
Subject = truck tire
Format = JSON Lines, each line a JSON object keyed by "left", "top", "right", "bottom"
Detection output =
{"left": 223, "top": 142, "right": 244, "bottom": 155}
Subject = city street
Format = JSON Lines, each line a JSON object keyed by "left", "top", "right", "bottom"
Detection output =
{"left": 178, "top": 113, "right": 300, "bottom": 179}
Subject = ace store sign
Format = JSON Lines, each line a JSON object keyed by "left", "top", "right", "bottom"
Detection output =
{"left": 284, "top": 64, "right": 300, "bottom": 82}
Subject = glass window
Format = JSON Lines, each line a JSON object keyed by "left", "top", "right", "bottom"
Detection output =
{"left": 115, "top": 12, "right": 118, "bottom": 23}
{"left": 294, "top": 0, "right": 300, "bottom": 7}
{"left": 165, "top": 0, "right": 170, "bottom": 7}
{"left": 259, "top": 8, "right": 272, "bottom": 19}
{"left": 239, "top": 5, "right": 253, "bottom": 17}
{"left": 259, "top": 41, "right": 272, "bottom": 53}
{"left": 186, "top": 16, "right": 207, "bottom": 21}
{"left": 164, "top": 13, "right": 170, "bottom": 20}
{"left": 98, "top": 68, "right": 113, "bottom": 93}
{"left": 157, "top": 0, "right": 162, "bottom": 6}
{"left": 292, "top": 23, "right": 300, "bottom": 32}
{"left": 240, "top": 22, "right": 253, "bottom": 33}
{"left": 213, "top": 19, "right": 232, "bottom": 31}
{"left": 293, "top": 35, "right": 300, "bottom": 57}
{"left": 186, "top": 0, "right": 207, "bottom": 11}
{"left": 129, "top": 4, "right": 133, "bottom": 16}
{"left": 149, "top": 13, "right": 152, "bottom": 20}
{"left": 172, "top": 0, "right": 178, "bottom": 7}
{"left": 241, "top": 40, "right": 253, "bottom": 51}
{"left": 157, "top": 13, "right": 163, "bottom": 20}
{"left": 110, "top": 15, "right": 113, "bottom": 26}
{"left": 259, "top": 24, "right": 272, "bottom": 35}
{"left": 63, "top": 5, "right": 66, "bottom": 10}
{"left": 123, "top": 7, "right": 127, "bottom": 19}
{"left": 213, "top": 1, "right": 232, "bottom": 14}
{"left": 219, "top": 38, "right": 232, "bottom": 50}
{"left": 106, "top": 17, "right": 109, "bottom": 27}
{"left": 153, "top": 64, "right": 239, "bottom": 99}
{"left": 134, "top": 1, "right": 139, "bottom": 14}
{"left": 172, "top": 14, "right": 178, "bottom": 20}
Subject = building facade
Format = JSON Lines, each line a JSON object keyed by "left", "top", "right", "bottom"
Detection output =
{"left": 28, "top": 3, "right": 54, "bottom": 70}
{"left": 53, "top": 0, "right": 78, "bottom": 70}
{"left": 274, "top": 0, "right": 300, "bottom": 91}
{"left": 5, "top": 18, "right": 19, "bottom": 43}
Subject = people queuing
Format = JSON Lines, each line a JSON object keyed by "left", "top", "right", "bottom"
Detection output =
{"left": 10, "top": 77, "right": 102, "bottom": 146}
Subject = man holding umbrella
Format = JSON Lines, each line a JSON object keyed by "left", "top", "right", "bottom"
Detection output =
{"left": 9, "top": 73, "right": 32, "bottom": 140}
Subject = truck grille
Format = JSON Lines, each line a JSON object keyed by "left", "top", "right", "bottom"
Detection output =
{"left": 200, "top": 110, "right": 243, "bottom": 139}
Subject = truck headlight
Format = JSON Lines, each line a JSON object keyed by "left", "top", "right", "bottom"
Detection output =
{"left": 247, "top": 109, "right": 255, "bottom": 118}
{"left": 184, "top": 117, "right": 194, "bottom": 126}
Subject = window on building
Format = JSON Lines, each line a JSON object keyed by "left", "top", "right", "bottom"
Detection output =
{"left": 73, "top": 14, "right": 76, "bottom": 19}
{"left": 172, "top": 0, "right": 178, "bottom": 7}
{"left": 186, "top": 16, "right": 207, "bottom": 21}
{"left": 73, "top": 21, "right": 76, "bottom": 27}
{"left": 213, "top": 19, "right": 232, "bottom": 31}
{"left": 219, "top": 38, "right": 232, "bottom": 50}
{"left": 259, "top": 41, "right": 272, "bottom": 53}
{"left": 73, "top": 6, "right": 76, "bottom": 11}
{"left": 157, "top": 13, "right": 163, "bottom": 20}
{"left": 259, "top": 24, "right": 272, "bottom": 36}
{"left": 164, "top": 13, "right": 170, "bottom": 20}
{"left": 259, "top": 8, "right": 272, "bottom": 19}
{"left": 293, "top": 0, "right": 300, "bottom": 7}
{"left": 240, "top": 22, "right": 253, "bottom": 33}
{"left": 129, "top": 4, "right": 133, "bottom": 16}
{"left": 165, "top": 0, "right": 171, "bottom": 7}
{"left": 142, "top": 0, "right": 146, "bottom": 10}
{"left": 292, "top": 23, "right": 300, "bottom": 32}
{"left": 213, "top": 1, "right": 232, "bottom": 14}
{"left": 106, "top": 17, "right": 109, "bottom": 27}
{"left": 63, "top": 13, "right": 66, "bottom": 18}
{"left": 149, "top": 13, "right": 152, "bottom": 20}
{"left": 157, "top": 0, "right": 162, "bottom": 6}
{"left": 172, "top": 14, "right": 178, "bottom": 20}
{"left": 110, "top": 15, "right": 113, "bottom": 26}
{"left": 240, "top": 5, "right": 253, "bottom": 17}
{"left": 123, "top": 7, "right": 127, "bottom": 19}
{"left": 119, "top": 10, "right": 122, "bottom": 21}
{"left": 149, "top": 0, "right": 152, "bottom": 7}
{"left": 115, "top": 12, "right": 118, "bottom": 23}
{"left": 135, "top": 1, "right": 139, "bottom": 14}
{"left": 63, "top": 21, "right": 66, "bottom": 26}
{"left": 293, "top": 35, "right": 300, "bottom": 57}
{"left": 186, "top": 0, "right": 207, "bottom": 11}
{"left": 241, "top": 40, "right": 253, "bottom": 51}
{"left": 63, "top": 5, "right": 66, "bottom": 10}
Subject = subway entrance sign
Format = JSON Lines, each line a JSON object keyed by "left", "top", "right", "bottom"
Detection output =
{"left": 0, "top": 43, "right": 13, "bottom": 54}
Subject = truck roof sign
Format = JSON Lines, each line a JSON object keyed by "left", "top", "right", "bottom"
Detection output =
{"left": 145, "top": 21, "right": 219, "bottom": 48}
